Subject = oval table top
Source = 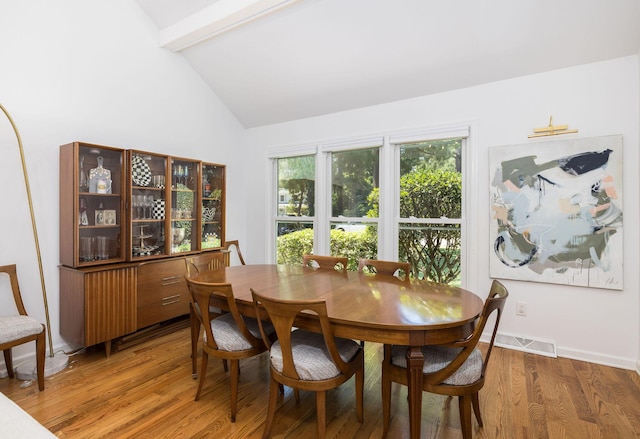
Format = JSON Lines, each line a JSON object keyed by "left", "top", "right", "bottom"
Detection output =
{"left": 192, "top": 264, "right": 484, "bottom": 345}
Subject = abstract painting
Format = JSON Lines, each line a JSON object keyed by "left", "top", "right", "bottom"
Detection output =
{"left": 489, "top": 135, "right": 623, "bottom": 290}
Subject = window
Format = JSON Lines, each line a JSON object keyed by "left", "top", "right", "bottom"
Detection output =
{"left": 396, "top": 138, "right": 463, "bottom": 285}
{"left": 274, "top": 155, "right": 315, "bottom": 265}
{"left": 269, "top": 124, "right": 469, "bottom": 285}
{"left": 329, "top": 147, "right": 380, "bottom": 269}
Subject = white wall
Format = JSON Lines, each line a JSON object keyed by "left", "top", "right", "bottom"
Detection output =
{"left": 245, "top": 56, "right": 640, "bottom": 370}
{"left": 0, "top": 1, "right": 246, "bottom": 362}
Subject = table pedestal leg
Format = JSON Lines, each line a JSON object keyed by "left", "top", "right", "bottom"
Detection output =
{"left": 406, "top": 346, "right": 424, "bottom": 439}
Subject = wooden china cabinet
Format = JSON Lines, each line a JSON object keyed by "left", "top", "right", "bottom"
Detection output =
{"left": 59, "top": 142, "right": 226, "bottom": 355}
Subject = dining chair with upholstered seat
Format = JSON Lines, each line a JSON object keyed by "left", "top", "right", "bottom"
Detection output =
{"left": 302, "top": 254, "right": 348, "bottom": 272}
{"left": 185, "top": 253, "right": 227, "bottom": 377}
{"left": 381, "top": 279, "right": 508, "bottom": 439}
{"left": 0, "top": 264, "right": 46, "bottom": 391}
{"left": 357, "top": 258, "right": 411, "bottom": 282}
{"left": 224, "top": 240, "right": 246, "bottom": 266}
{"left": 186, "top": 278, "right": 275, "bottom": 422}
{"left": 251, "top": 289, "right": 364, "bottom": 439}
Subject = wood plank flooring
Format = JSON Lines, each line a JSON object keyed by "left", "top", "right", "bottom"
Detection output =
{"left": 1, "top": 326, "right": 639, "bottom": 438}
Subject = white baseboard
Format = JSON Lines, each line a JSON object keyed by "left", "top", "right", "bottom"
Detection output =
{"left": 551, "top": 346, "right": 636, "bottom": 371}
{"left": 483, "top": 333, "right": 637, "bottom": 371}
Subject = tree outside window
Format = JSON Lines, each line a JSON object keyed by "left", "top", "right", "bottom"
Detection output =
{"left": 398, "top": 139, "right": 463, "bottom": 285}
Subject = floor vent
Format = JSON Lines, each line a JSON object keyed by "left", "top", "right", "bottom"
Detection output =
{"left": 495, "top": 333, "right": 557, "bottom": 358}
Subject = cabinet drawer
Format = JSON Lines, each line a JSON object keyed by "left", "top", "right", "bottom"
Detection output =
{"left": 137, "top": 258, "right": 190, "bottom": 328}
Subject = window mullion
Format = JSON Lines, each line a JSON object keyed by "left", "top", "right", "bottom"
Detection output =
{"left": 379, "top": 136, "right": 396, "bottom": 260}
{"left": 315, "top": 150, "right": 331, "bottom": 255}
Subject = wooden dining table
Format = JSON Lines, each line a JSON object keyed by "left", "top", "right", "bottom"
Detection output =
{"left": 192, "top": 264, "right": 484, "bottom": 439}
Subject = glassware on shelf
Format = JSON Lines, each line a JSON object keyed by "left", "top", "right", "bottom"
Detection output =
{"left": 132, "top": 195, "right": 139, "bottom": 220}
{"left": 134, "top": 194, "right": 145, "bottom": 220}
{"left": 79, "top": 197, "right": 89, "bottom": 225}
{"left": 80, "top": 236, "right": 94, "bottom": 262}
{"left": 146, "top": 195, "right": 154, "bottom": 219}
{"left": 173, "top": 165, "right": 184, "bottom": 187}
{"left": 152, "top": 175, "right": 165, "bottom": 189}
{"left": 96, "top": 236, "right": 109, "bottom": 260}
{"left": 79, "top": 155, "right": 88, "bottom": 191}
{"left": 89, "top": 156, "right": 112, "bottom": 194}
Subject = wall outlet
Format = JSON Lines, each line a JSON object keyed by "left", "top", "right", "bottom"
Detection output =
{"left": 516, "top": 302, "right": 528, "bottom": 316}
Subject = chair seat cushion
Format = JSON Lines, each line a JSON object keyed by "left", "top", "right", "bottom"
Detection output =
{"left": 390, "top": 345, "right": 482, "bottom": 385}
{"left": 270, "top": 330, "right": 361, "bottom": 381}
{"left": 204, "top": 313, "right": 273, "bottom": 351}
{"left": 0, "top": 316, "right": 43, "bottom": 344}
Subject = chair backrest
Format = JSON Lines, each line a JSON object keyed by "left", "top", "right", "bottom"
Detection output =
{"left": 357, "top": 258, "right": 410, "bottom": 282}
{"left": 251, "top": 289, "right": 353, "bottom": 380}
{"left": 0, "top": 264, "right": 28, "bottom": 316}
{"left": 424, "top": 279, "right": 508, "bottom": 387}
{"left": 302, "top": 254, "right": 348, "bottom": 272}
{"left": 224, "top": 240, "right": 246, "bottom": 266}
{"left": 185, "top": 252, "right": 226, "bottom": 278}
{"left": 186, "top": 278, "right": 263, "bottom": 350}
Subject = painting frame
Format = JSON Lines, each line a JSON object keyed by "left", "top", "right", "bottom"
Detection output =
{"left": 489, "top": 134, "right": 623, "bottom": 290}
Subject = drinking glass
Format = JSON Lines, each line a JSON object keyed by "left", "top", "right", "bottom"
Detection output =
{"left": 173, "top": 165, "right": 184, "bottom": 186}
{"left": 96, "top": 236, "right": 109, "bottom": 260}
{"left": 136, "top": 194, "right": 145, "bottom": 219}
{"left": 146, "top": 195, "right": 154, "bottom": 219}
{"left": 80, "top": 236, "right": 94, "bottom": 262}
{"left": 131, "top": 195, "right": 139, "bottom": 220}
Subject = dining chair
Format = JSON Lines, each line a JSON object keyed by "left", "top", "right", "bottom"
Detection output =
{"left": 0, "top": 264, "right": 46, "bottom": 391}
{"left": 185, "top": 252, "right": 226, "bottom": 278}
{"left": 224, "top": 240, "right": 246, "bottom": 266}
{"left": 251, "top": 289, "right": 364, "bottom": 439}
{"left": 186, "top": 278, "right": 274, "bottom": 422}
{"left": 185, "top": 253, "right": 227, "bottom": 377}
{"left": 357, "top": 258, "right": 411, "bottom": 282}
{"left": 381, "top": 280, "right": 509, "bottom": 439}
{"left": 302, "top": 254, "right": 348, "bottom": 271}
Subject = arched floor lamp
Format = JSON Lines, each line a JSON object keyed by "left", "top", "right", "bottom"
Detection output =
{"left": 1, "top": 103, "right": 68, "bottom": 379}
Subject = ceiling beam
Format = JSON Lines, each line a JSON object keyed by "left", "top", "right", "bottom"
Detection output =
{"left": 159, "top": 0, "right": 300, "bottom": 52}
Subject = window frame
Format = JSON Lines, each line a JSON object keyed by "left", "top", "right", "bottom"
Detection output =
{"left": 319, "top": 136, "right": 384, "bottom": 256}
{"left": 267, "top": 122, "right": 476, "bottom": 289}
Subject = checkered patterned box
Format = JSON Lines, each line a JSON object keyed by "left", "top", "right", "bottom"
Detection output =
{"left": 152, "top": 200, "right": 165, "bottom": 219}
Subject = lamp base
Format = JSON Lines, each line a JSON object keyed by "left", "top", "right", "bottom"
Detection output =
{"left": 15, "top": 352, "right": 69, "bottom": 381}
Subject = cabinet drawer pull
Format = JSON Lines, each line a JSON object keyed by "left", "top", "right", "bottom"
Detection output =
{"left": 161, "top": 275, "right": 181, "bottom": 281}
{"left": 162, "top": 299, "right": 181, "bottom": 306}
{"left": 162, "top": 294, "right": 181, "bottom": 302}
{"left": 161, "top": 279, "right": 181, "bottom": 286}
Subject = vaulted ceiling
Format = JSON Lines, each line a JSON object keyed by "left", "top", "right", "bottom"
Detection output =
{"left": 135, "top": 0, "right": 640, "bottom": 128}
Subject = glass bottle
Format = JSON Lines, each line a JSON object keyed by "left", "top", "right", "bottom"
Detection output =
{"left": 79, "top": 155, "right": 88, "bottom": 191}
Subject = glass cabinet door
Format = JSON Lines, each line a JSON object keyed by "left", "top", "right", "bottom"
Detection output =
{"left": 201, "top": 162, "right": 225, "bottom": 250}
{"left": 60, "top": 142, "right": 126, "bottom": 268}
{"left": 169, "top": 157, "right": 200, "bottom": 255}
{"left": 129, "top": 151, "right": 168, "bottom": 261}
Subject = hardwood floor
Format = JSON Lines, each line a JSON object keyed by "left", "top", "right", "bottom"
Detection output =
{"left": 1, "top": 326, "right": 639, "bottom": 438}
